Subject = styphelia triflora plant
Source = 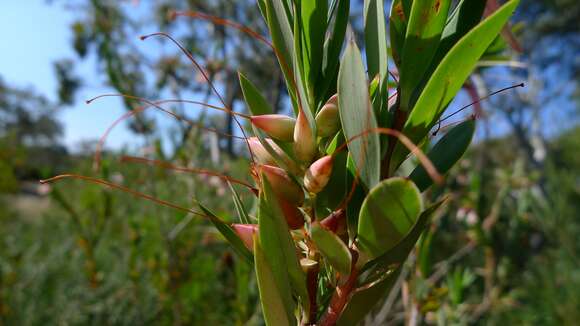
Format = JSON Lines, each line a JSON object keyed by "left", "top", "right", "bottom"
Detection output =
{"left": 42, "top": 0, "right": 522, "bottom": 324}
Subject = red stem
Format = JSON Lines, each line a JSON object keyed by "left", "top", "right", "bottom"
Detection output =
{"left": 319, "top": 251, "right": 359, "bottom": 326}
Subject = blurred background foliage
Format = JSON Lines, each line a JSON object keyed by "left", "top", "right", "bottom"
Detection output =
{"left": 0, "top": 0, "right": 578, "bottom": 325}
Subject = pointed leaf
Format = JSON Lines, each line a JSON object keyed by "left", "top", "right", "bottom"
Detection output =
{"left": 357, "top": 177, "right": 423, "bottom": 259}
{"left": 254, "top": 236, "right": 292, "bottom": 326}
{"left": 389, "top": 0, "right": 413, "bottom": 67}
{"left": 264, "top": 0, "right": 298, "bottom": 105}
{"left": 198, "top": 203, "right": 253, "bottom": 265}
{"left": 391, "top": 0, "right": 519, "bottom": 169}
{"left": 300, "top": 0, "right": 327, "bottom": 94}
{"left": 338, "top": 40, "right": 381, "bottom": 189}
{"left": 228, "top": 181, "right": 252, "bottom": 224}
{"left": 311, "top": 223, "right": 352, "bottom": 275}
{"left": 239, "top": 72, "right": 273, "bottom": 115}
{"left": 319, "top": 0, "right": 350, "bottom": 103}
{"left": 259, "top": 176, "right": 310, "bottom": 312}
{"left": 399, "top": 0, "right": 452, "bottom": 110}
{"left": 430, "top": 0, "right": 487, "bottom": 71}
{"left": 409, "top": 119, "right": 475, "bottom": 191}
{"left": 364, "top": 0, "right": 388, "bottom": 81}
{"left": 337, "top": 267, "right": 401, "bottom": 326}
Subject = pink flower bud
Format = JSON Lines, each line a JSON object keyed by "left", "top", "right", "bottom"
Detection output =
{"left": 304, "top": 155, "right": 334, "bottom": 193}
{"left": 293, "top": 111, "right": 317, "bottom": 163}
{"left": 232, "top": 224, "right": 258, "bottom": 250}
{"left": 250, "top": 114, "right": 296, "bottom": 142}
{"left": 315, "top": 95, "right": 340, "bottom": 137}
{"left": 258, "top": 164, "right": 304, "bottom": 205}
{"left": 248, "top": 137, "right": 275, "bottom": 165}
{"left": 248, "top": 137, "right": 302, "bottom": 175}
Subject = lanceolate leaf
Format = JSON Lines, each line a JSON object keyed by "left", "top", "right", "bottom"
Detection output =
{"left": 300, "top": 0, "right": 327, "bottom": 96}
{"left": 319, "top": 0, "right": 349, "bottom": 103}
{"left": 239, "top": 72, "right": 273, "bottom": 115}
{"left": 259, "top": 176, "right": 310, "bottom": 312}
{"left": 399, "top": 0, "right": 452, "bottom": 110}
{"left": 337, "top": 267, "right": 401, "bottom": 326}
{"left": 264, "top": 0, "right": 298, "bottom": 104}
{"left": 228, "top": 181, "right": 252, "bottom": 224}
{"left": 311, "top": 223, "right": 352, "bottom": 275}
{"left": 254, "top": 236, "right": 292, "bottom": 326}
{"left": 409, "top": 119, "right": 475, "bottom": 192}
{"left": 364, "top": 0, "right": 388, "bottom": 81}
{"left": 391, "top": 0, "right": 519, "bottom": 170}
{"left": 357, "top": 177, "right": 423, "bottom": 259}
{"left": 338, "top": 40, "right": 381, "bottom": 189}
{"left": 431, "top": 0, "right": 487, "bottom": 70}
{"left": 389, "top": 0, "right": 413, "bottom": 67}
{"left": 197, "top": 203, "right": 253, "bottom": 265}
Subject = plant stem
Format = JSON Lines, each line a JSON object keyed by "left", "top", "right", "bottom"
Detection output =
{"left": 305, "top": 262, "right": 319, "bottom": 325}
{"left": 319, "top": 251, "right": 359, "bottom": 326}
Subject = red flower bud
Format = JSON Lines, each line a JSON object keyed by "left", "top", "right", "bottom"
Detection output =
{"left": 304, "top": 155, "right": 333, "bottom": 193}
{"left": 250, "top": 114, "right": 296, "bottom": 142}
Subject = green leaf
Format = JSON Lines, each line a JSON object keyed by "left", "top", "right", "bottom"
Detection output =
{"left": 434, "top": 0, "right": 487, "bottom": 66}
{"left": 391, "top": 0, "right": 519, "bottom": 170}
{"left": 417, "top": 230, "right": 434, "bottom": 277}
{"left": 337, "top": 266, "right": 402, "bottom": 326}
{"left": 319, "top": 0, "right": 349, "bottom": 103}
{"left": 364, "top": 0, "right": 388, "bottom": 81}
{"left": 254, "top": 236, "right": 292, "bottom": 326}
{"left": 197, "top": 203, "right": 253, "bottom": 265}
{"left": 399, "top": 0, "right": 452, "bottom": 110}
{"left": 345, "top": 154, "right": 367, "bottom": 240}
{"left": 357, "top": 177, "right": 423, "bottom": 259}
{"left": 338, "top": 40, "right": 381, "bottom": 189}
{"left": 311, "top": 223, "right": 352, "bottom": 275}
{"left": 259, "top": 176, "right": 309, "bottom": 313}
{"left": 228, "top": 181, "right": 252, "bottom": 224}
{"left": 409, "top": 119, "right": 475, "bottom": 192}
{"left": 300, "top": 0, "right": 327, "bottom": 96}
{"left": 389, "top": 0, "right": 413, "bottom": 67}
{"left": 361, "top": 199, "right": 446, "bottom": 281}
{"left": 239, "top": 72, "right": 273, "bottom": 115}
{"left": 264, "top": 0, "right": 298, "bottom": 105}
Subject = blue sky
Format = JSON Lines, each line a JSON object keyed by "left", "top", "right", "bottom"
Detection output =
{"left": 0, "top": 1, "right": 135, "bottom": 150}
{"left": 1, "top": 1, "right": 575, "bottom": 153}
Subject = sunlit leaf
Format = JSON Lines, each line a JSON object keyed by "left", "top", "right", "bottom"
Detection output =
{"left": 357, "top": 177, "right": 423, "bottom": 259}
{"left": 338, "top": 40, "right": 381, "bottom": 189}
{"left": 364, "top": 0, "right": 388, "bottom": 81}
{"left": 398, "top": 0, "right": 452, "bottom": 110}
{"left": 391, "top": 0, "right": 520, "bottom": 171}
{"left": 239, "top": 72, "right": 273, "bottom": 115}
{"left": 409, "top": 119, "right": 475, "bottom": 191}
